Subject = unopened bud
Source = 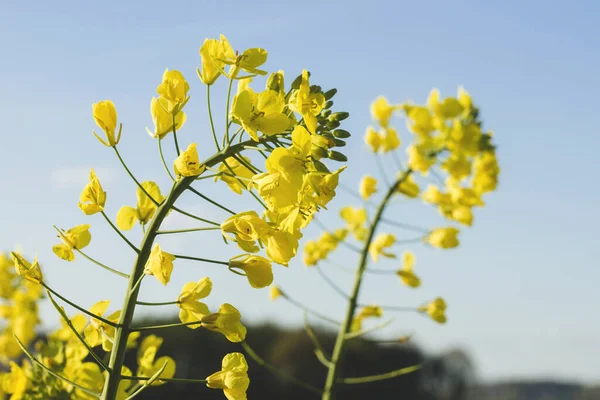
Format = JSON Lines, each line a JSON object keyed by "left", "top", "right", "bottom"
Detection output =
{"left": 324, "top": 100, "right": 334, "bottom": 109}
{"left": 311, "top": 145, "right": 329, "bottom": 160}
{"left": 328, "top": 150, "right": 348, "bottom": 162}
{"left": 266, "top": 71, "right": 285, "bottom": 94}
{"left": 333, "top": 129, "right": 351, "bottom": 138}
{"left": 326, "top": 120, "right": 341, "bottom": 130}
{"left": 323, "top": 88, "right": 337, "bottom": 100}
{"left": 329, "top": 112, "right": 349, "bottom": 122}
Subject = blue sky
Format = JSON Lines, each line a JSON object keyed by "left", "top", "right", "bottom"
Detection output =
{"left": 1, "top": 0, "right": 599, "bottom": 385}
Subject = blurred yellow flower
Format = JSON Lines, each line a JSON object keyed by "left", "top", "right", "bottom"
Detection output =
{"left": 426, "top": 227, "right": 460, "bottom": 249}
{"left": 396, "top": 251, "right": 420, "bottom": 288}
{"left": 359, "top": 176, "right": 378, "bottom": 200}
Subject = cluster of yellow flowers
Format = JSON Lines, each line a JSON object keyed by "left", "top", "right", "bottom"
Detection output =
{"left": 0, "top": 33, "right": 352, "bottom": 400}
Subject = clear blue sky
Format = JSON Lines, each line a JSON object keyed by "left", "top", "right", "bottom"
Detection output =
{"left": 1, "top": 0, "right": 598, "bottom": 385}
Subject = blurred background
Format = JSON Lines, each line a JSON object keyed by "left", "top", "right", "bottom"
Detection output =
{"left": 1, "top": 0, "right": 599, "bottom": 398}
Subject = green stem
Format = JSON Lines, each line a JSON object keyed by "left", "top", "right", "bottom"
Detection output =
{"left": 75, "top": 249, "right": 129, "bottom": 279}
{"left": 130, "top": 319, "right": 203, "bottom": 331}
{"left": 174, "top": 254, "right": 229, "bottom": 266}
{"left": 41, "top": 282, "right": 119, "bottom": 328}
{"left": 338, "top": 365, "right": 420, "bottom": 384}
{"left": 224, "top": 77, "right": 234, "bottom": 147}
{"left": 241, "top": 341, "right": 322, "bottom": 396}
{"left": 101, "top": 135, "right": 282, "bottom": 399}
{"left": 136, "top": 300, "right": 179, "bottom": 306}
{"left": 379, "top": 218, "right": 430, "bottom": 234}
{"left": 101, "top": 211, "right": 140, "bottom": 254}
{"left": 283, "top": 293, "right": 340, "bottom": 325}
{"left": 156, "top": 226, "right": 221, "bottom": 235}
{"left": 121, "top": 376, "right": 207, "bottom": 384}
{"left": 172, "top": 116, "right": 181, "bottom": 155}
{"left": 187, "top": 186, "right": 236, "bottom": 215}
{"left": 159, "top": 137, "right": 176, "bottom": 181}
{"left": 315, "top": 265, "right": 349, "bottom": 300}
{"left": 321, "top": 170, "right": 411, "bottom": 400}
{"left": 206, "top": 85, "right": 220, "bottom": 151}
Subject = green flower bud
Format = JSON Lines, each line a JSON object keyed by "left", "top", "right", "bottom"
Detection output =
{"left": 328, "top": 150, "right": 348, "bottom": 162}
{"left": 326, "top": 120, "right": 341, "bottom": 130}
{"left": 313, "top": 159, "right": 331, "bottom": 173}
{"left": 323, "top": 88, "right": 337, "bottom": 100}
{"left": 311, "top": 145, "right": 329, "bottom": 160}
{"left": 333, "top": 129, "right": 351, "bottom": 138}
{"left": 329, "top": 112, "right": 349, "bottom": 122}
{"left": 333, "top": 139, "right": 346, "bottom": 147}
{"left": 324, "top": 100, "right": 334, "bottom": 109}
{"left": 310, "top": 85, "right": 322, "bottom": 94}
{"left": 266, "top": 71, "right": 285, "bottom": 94}
{"left": 321, "top": 109, "right": 332, "bottom": 118}
{"left": 291, "top": 71, "right": 310, "bottom": 90}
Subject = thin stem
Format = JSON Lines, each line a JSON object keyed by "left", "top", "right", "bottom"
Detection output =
{"left": 221, "top": 158, "right": 268, "bottom": 209}
{"left": 136, "top": 300, "right": 179, "bottom": 306}
{"left": 380, "top": 218, "right": 430, "bottom": 234}
{"left": 172, "top": 116, "right": 181, "bottom": 155}
{"left": 315, "top": 265, "right": 349, "bottom": 300}
{"left": 156, "top": 226, "right": 221, "bottom": 235}
{"left": 187, "top": 186, "right": 236, "bottom": 215}
{"left": 375, "top": 153, "right": 391, "bottom": 188}
{"left": 390, "top": 150, "right": 404, "bottom": 171}
{"left": 303, "top": 312, "right": 330, "bottom": 362}
{"left": 121, "top": 376, "right": 207, "bottom": 384}
{"left": 113, "top": 147, "right": 159, "bottom": 206}
{"left": 283, "top": 293, "right": 340, "bottom": 325}
{"left": 130, "top": 319, "right": 203, "bottom": 331}
{"left": 159, "top": 137, "right": 176, "bottom": 181}
{"left": 322, "top": 170, "right": 412, "bottom": 400}
{"left": 241, "top": 341, "right": 322, "bottom": 396}
{"left": 344, "top": 319, "right": 393, "bottom": 340}
{"left": 174, "top": 254, "right": 229, "bottom": 266}
{"left": 170, "top": 206, "right": 221, "bottom": 226}
{"left": 206, "top": 85, "right": 220, "bottom": 151}
{"left": 374, "top": 305, "right": 418, "bottom": 312}
{"left": 338, "top": 365, "right": 420, "bottom": 384}
{"left": 41, "top": 282, "right": 120, "bottom": 327}
{"left": 232, "top": 153, "right": 262, "bottom": 174}
{"left": 101, "top": 211, "right": 140, "bottom": 254}
{"left": 75, "top": 249, "right": 129, "bottom": 279}
{"left": 228, "top": 126, "right": 244, "bottom": 146}
{"left": 224, "top": 77, "right": 234, "bottom": 147}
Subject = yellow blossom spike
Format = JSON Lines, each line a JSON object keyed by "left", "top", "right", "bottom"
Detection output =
{"left": 144, "top": 244, "right": 176, "bottom": 285}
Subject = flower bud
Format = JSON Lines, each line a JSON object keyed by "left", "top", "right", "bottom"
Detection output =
{"left": 328, "top": 150, "right": 348, "bottom": 162}
{"left": 309, "top": 85, "right": 322, "bottom": 94}
{"left": 324, "top": 100, "right": 334, "bottom": 109}
{"left": 92, "top": 100, "right": 121, "bottom": 147}
{"left": 266, "top": 70, "right": 285, "bottom": 94}
{"left": 333, "top": 129, "right": 351, "bottom": 138}
{"left": 329, "top": 112, "right": 349, "bottom": 122}
{"left": 326, "top": 120, "right": 341, "bottom": 130}
{"left": 311, "top": 145, "right": 329, "bottom": 160}
{"left": 321, "top": 109, "right": 332, "bottom": 118}
{"left": 323, "top": 88, "right": 337, "bottom": 100}
{"left": 291, "top": 71, "right": 310, "bottom": 90}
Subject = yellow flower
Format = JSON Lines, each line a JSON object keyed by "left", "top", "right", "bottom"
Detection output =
{"left": 137, "top": 335, "right": 176, "bottom": 386}
{"left": 221, "top": 211, "right": 270, "bottom": 252}
{"left": 419, "top": 297, "right": 447, "bottom": 324}
{"left": 229, "top": 254, "right": 273, "bottom": 289}
{"left": 4, "top": 361, "right": 29, "bottom": 398}
{"left": 264, "top": 229, "right": 298, "bottom": 266}
{"left": 370, "top": 96, "right": 396, "bottom": 128}
{"left": 144, "top": 244, "right": 176, "bottom": 285}
{"left": 84, "top": 300, "right": 121, "bottom": 351}
{"left": 340, "top": 206, "right": 368, "bottom": 241}
{"left": 381, "top": 127, "right": 401, "bottom": 152}
{"left": 473, "top": 151, "right": 500, "bottom": 194}
{"left": 147, "top": 96, "right": 187, "bottom": 139}
{"left": 215, "top": 156, "right": 254, "bottom": 194}
{"left": 116, "top": 181, "right": 164, "bottom": 231}
{"left": 422, "top": 185, "right": 451, "bottom": 206}
{"left": 450, "top": 206, "right": 473, "bottom": 226}
{"left": 201, "top": 303, "right": 247, "bottom": 342}
{"left": 364, "top": 126, "right": 382, "bottom": 152}
{"left": 231, "top": 88, "right": 290, "bottom": 141}
{"left": 359, "top": 176, "right": 377, "bottom": 200}
{"left": 269, "top": 285, "right": 283, "bottom": 301}
{"left": 396, "top": 251, "right": 420, "bottom": 288}
{"left": 351, "top": 305, "right": 383, "bottom": 332}
{"left": 92, "top": 100, "right": 120, "bottom": 146}
{"left": 206, "top": 353, "right": 250, "bottom": 400}
{"left": 173, "top": 143, "right": 206, "bottom": 177}
{"left": 426, "top": 227, "right": 460, "bottom": 249}
{"left": 73, "top": 362, "right": 105, "bottom": 398}
{"left": 403, "top": 104, "right": 435, "bottom": 136}
{"left": 52, "top": 224, "right": 92, "bottom": 261}
{"left": 177, "top": 278, "right": 212, "bottom": 329}
{"left": 369, "top": 233, "right": 396, "bottom": 262}
{"left": 10, "top": 252, "right": 43, "bottom": 284}
{"left": 398, "top": 175, "right": 420, "bottom": 198}
{"left": 78, "top": 169, "right": 106, "bottom": 215}
{"left": 198, "top": 35, "right": 235, "bottom": 85}
{"left": 156, "top": 69, "right": 190, "bottom": 115}
{"left": 427, "top": 88, "right": 464, "bottom": 120}
{"left": 407, "top": 144, "right": 436, "bottom": 174}
{"left": 289, "top": 70, "right": 325, "bottom": 134}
